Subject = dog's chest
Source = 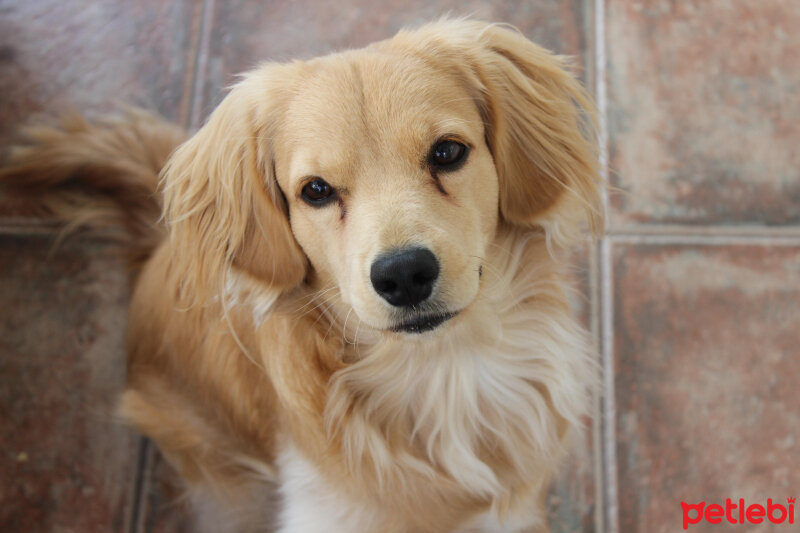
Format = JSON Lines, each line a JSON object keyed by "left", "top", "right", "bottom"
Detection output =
{"left": 328, "top": 306, "right": 584, "bottom": 502}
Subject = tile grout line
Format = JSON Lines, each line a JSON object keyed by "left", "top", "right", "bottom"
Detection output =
{"left": 599, "top": 238, "right": 618, "bottom": 533}
{"left": 126, "top": 437, "right": 152, "bottom": 533}
{"left": 610, "top": 233, "right": 800, "bottom": 246}
{"left": 586, "top": 1, "right": 605, "bottom": 532}
{"left": 609, "top": 225, "right": 800, "bottom": 238}
{"left": 188, "top": 0, "right": 216, "bottom": 130}
{"left": 176, "top": 3, "right": 201, "bottom": 128}
{"left": 589, "top": 239, "right": 605, "bottom": 533}
{"left": 594, "top": 0, "right": 620, "bottom": 531}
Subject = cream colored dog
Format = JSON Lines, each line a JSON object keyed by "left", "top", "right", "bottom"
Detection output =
{"left": 2, "top": 19, "right": 602, "bottom": 533}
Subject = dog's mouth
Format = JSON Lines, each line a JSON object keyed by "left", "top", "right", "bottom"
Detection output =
{"left": 390, "top": 311, "right": 457, "bottom": 334}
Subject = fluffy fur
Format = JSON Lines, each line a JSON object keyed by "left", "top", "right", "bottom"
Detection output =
{"left": 1, "top": 19, "right": 603, "bottom": 533}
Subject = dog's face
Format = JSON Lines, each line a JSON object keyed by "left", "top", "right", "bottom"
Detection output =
{"left": 162, "top": 20, "right": 602, "bottom": 336}
{"left": 274, "top": 53, "right": 499, "bottom": 333}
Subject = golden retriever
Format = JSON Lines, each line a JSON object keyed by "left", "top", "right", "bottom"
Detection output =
{"left": 1, "top": 19, "right": 603, "bottom": 533}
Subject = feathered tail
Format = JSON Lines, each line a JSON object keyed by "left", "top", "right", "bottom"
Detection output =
{"left": 0, "top": 109, "right": 186, "bottom": 270}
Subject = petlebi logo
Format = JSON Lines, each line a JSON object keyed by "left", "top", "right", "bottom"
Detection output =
{"left": 681, "top": 498, "right": 795, "bottom": 530}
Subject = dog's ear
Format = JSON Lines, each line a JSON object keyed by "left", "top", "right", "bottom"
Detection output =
{"left": 404, "top": 20, "right": 604, "bottom": 243}
{"left": 162, "top": 69, "right": 306, "bottom": 300}
{"left": 473, "top": 24, "right": 604, "bottom": 241}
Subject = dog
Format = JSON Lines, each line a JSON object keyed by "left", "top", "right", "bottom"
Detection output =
{"left": 1, "top": 18, "right": 603, "bottom": 533}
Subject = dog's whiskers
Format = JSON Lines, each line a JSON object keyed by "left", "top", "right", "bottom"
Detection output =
{"left": 291, "top": 286, "right": 339, "bottom": 316}
{"left": 303, "top": 292, "right": 341, "bottom": 324}
{"left": 341, "top": 308, "right": 356, "bottom": 345}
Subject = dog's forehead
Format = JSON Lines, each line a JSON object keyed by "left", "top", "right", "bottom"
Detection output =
{"left": 278, "top": 50, "right": 481, "bottom": 176}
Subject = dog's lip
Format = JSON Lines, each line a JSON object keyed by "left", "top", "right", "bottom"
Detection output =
{"left": 389, "top": 311, "right": 457, "bottom": 334}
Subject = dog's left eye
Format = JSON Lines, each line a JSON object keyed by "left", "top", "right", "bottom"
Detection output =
{"left": 301, "top": 178, "right": 336, "bottom": 206}
{"left": 429, "top": 140, "right": 468, "bottom": 170}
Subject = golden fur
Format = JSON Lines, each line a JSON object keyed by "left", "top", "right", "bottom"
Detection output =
{"left": 1, "top": 19, "right": 603, "bottom": 533}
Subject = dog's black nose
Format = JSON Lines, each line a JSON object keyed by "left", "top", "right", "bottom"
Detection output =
{"left": 370, "top": 247, "right": 439, "bottom": 307}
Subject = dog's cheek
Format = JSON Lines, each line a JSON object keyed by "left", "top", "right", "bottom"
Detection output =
{"left": 287, "top": 214, "right": 339, "bottom": 289}
{"left": 441, "top": 216, "right": 484, "bottom": 309}
{"left": 469, "top": 151, "right": 501, "bottom": 245}
{"left": 442, "top": 159, "right": 499, "bottom": 309}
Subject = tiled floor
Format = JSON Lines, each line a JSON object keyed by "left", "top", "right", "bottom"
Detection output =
{"left": 0, "top": 233, "right": 136, "bottom": 532}
{"left": 1, "top": 1, "right": 798, "bottom": 532}
{"left": 613, "top": 243, "right": 800, "bottom": 533}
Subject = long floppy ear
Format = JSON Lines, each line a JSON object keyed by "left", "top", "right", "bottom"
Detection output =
{"left": 401, "top": 20, "right": 604, "bottom": 244}
{"left": 161, "top": 69, "right": 306, "bottom": 301}
{"left": 477, "top": 24, "right": 604, "bottom": 240}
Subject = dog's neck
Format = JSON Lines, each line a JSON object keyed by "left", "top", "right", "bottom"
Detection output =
{"left": 323, "top": 228, "right": 594, "bottom": 500}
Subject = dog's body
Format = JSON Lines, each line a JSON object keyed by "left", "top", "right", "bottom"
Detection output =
{"left": 2, "top": 20, "right": 602, "bottom": 533}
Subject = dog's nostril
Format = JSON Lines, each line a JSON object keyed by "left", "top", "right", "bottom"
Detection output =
{"left": 375, "top": 279, "right": 397, "bottom": 293}
{"left": 412, "top": 272, "right": 433, "bottom": 285}
{"left": 370, "top": 247, "right": 440, "bottom": 307}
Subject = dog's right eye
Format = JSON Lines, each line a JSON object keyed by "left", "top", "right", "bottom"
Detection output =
{"left": 301, "top": 178, "right": 336, "bottom": 206}
{"left": 428, "top": 140, "right": 468, "bottom": 171}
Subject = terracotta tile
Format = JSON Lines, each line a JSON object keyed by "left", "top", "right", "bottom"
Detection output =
{"left": 196, "top": 0, "right": 589, "bottom": 121}
{"left": 0, "top": 0, "right": 202, "bottom": 220}
{"left": 0, "top": 233, "right": 138, "bottom": 532}
{"left": 607, "top": 1, "right": 800, "bottom": 227}
{"left": 613, "top": 243, "right": 800, "bottom": 533}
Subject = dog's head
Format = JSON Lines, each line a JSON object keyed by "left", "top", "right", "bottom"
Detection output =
{"left": 163, "top": 19, "right": 602, "bottom": 335}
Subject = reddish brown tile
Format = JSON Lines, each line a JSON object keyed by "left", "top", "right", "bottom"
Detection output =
{"left": 196, "top": 0, "right": 589, "bottom": 122}
{"left": 607, "top": 1, "right": 800, "bottom": 227}
{"left": 613, "top": 243, "right": 800, "bottom": 533}
{"left": 0, "top": 233, "right": 138, "bottom": 532}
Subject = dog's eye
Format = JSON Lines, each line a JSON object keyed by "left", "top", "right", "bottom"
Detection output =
{"left": 429, "top": 140, "right": 468, "bottom": 170}
{"left": 301, "top": 178, "right": 335, "bottom": 206}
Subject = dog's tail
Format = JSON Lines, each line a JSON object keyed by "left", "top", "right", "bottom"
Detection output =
{"left": 0, "top": 110, "right": 187, "bottom": 270}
